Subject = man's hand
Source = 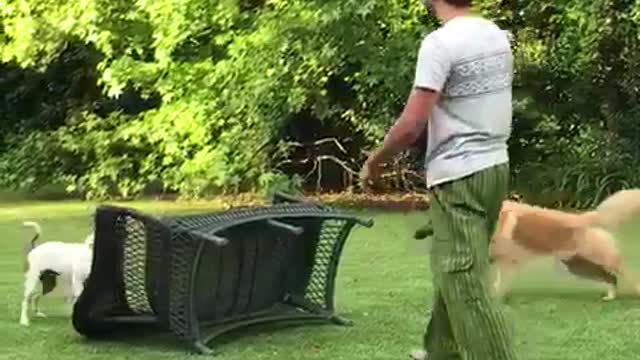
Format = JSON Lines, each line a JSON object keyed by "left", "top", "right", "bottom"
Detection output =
{"left": 359, "top": 88, "right": 438, "bottom": 191}
{"left": 360, "top": 155, "right": 382, "bottom": 190}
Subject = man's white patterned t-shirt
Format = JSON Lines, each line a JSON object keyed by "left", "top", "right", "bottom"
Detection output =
{"left": 414, "top": 16, "right": 513, "bottom": 188}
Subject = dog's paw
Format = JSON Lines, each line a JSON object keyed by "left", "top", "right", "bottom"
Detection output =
{"left": 602, "top": 292, "right": 617, "bottom": 301}
{"left": 602, "top": 285, "right": 617, "bottom": 301}
{"left": 35, "top": 312, "right": 47, "bottom": 318}
{"left": 409, "top": 349, "right": 428, "bottom": 360}
{"left": 19, "top": 319, "right": 30, "bottom": 326}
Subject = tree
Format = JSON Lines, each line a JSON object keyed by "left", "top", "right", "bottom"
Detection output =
{"left": 1, "top": 0, "right": 640, "bottom": 205}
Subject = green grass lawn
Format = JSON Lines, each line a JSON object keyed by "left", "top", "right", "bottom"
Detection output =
{"left": 1, "top": 200, "right": 640, "bottom": 359}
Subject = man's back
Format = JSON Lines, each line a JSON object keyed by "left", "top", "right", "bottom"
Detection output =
{"left": 414, "top": 16, "right": 513, "bottom": 187}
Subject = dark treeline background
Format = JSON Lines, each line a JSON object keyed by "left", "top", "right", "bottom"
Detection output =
{"left": 1, "top": 0, "right": 639, "bottom": 208}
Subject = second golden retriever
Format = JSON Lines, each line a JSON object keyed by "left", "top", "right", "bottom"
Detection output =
{"left": 491, "top": 189, "right": 640, "bottom": 301}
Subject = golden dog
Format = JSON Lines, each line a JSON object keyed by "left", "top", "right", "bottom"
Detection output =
{"left": 491, "top": 189, "right": 640, "bottom": 301}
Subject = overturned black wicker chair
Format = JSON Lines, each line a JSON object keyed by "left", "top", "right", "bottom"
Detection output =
{"left": 72, "top": 192, "right": 373, "bottom": 355}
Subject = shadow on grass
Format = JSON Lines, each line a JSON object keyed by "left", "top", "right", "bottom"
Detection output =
{"left": 73, "top": 319, "right": 343, "bottom": 355}
{"left": 71, "top": 324, "right": 186, "bottom": 354}
{"left": 502, "top": 287, "right": 640, "bottom": 305}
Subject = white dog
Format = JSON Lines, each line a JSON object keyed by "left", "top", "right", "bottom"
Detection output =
{"left": 20, "top": 221, "right": 94, "bottom": 326}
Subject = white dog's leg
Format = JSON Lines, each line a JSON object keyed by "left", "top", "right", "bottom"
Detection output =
{"left": 59, "top": 277, "right": 75, "bottom": 314}
{"left": 60, "top": 274, "right": 72, "bottom": 301}
{"left": 68, "top": 273, "right": 85, "bottom": 314}
{"left": 32, "top": 294, "right": 46, "bottom": 318}
{"left": 20, "top": 273, "right": 39, "bottom": 326}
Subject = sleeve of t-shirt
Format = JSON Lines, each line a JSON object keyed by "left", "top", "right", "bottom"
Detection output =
{"left": 413, "top": 33, "right": 452, "bottom": 92}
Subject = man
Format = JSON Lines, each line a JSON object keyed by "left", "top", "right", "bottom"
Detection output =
{"left": 360, "top": 0, "right": 518, "bottom": 359}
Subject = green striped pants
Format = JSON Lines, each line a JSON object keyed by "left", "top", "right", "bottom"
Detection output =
{"left": 423, "top": 163, "right": 518, "bottom": 360}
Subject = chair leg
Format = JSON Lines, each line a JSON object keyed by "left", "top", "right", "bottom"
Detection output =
{"left": 330, "top": 314, "right": 353, "bottom": 326}
{"left": 193, "top": 341, "right": 215, "bottom": 356}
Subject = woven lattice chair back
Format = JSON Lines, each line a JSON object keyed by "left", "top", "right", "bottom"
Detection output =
{"left": 72, "top": 193, "right": 373, "bottom": 354}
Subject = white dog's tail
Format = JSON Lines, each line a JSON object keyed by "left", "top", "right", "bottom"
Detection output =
{"left": 22, "top": 221, "right": 41, "bottom": 252}
{"left": 594, "top": 189, "right": 640, "bottom": 231}
{"left": 22, "top": 221, "right": 41, "bottom": 272}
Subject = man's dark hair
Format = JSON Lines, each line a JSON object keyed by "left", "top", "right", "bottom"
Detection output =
{"left": 443, "top": 0, "right": 472, "bottom": 7}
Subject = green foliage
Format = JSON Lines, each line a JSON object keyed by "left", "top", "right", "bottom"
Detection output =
{"left": 0, "top": 131, "right": 68, "bottom": 192}
{"left": 512, "top": 121, "right": 640, "bottom": 208}
{"left": 0, "top": 0, "right": 433, "bottom": 198}
{"left": 1, "top": 0, "right": 640, "bottom": 202}
{"left": 508, "top": 0, "right": 640, "bottom": 205}
{"left": 258, "top": 172, "right": 303, "bottom": 199}
{"left": 0, "top": 42, "right": 102, "bottom": 150}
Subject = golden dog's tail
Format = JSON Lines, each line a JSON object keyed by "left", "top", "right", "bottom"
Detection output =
{"left": 22, "top": 221, "right": 41, "bottom": 272}
{"left": 594, "top": 189, "right": 640, "bottom": 231}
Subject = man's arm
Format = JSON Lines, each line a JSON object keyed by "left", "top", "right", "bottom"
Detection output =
{"left": 365, "top": 88, "right": 439, "bottom": 166}
{"left": 365, "top": 33, "right": 450, "bottom": 168}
